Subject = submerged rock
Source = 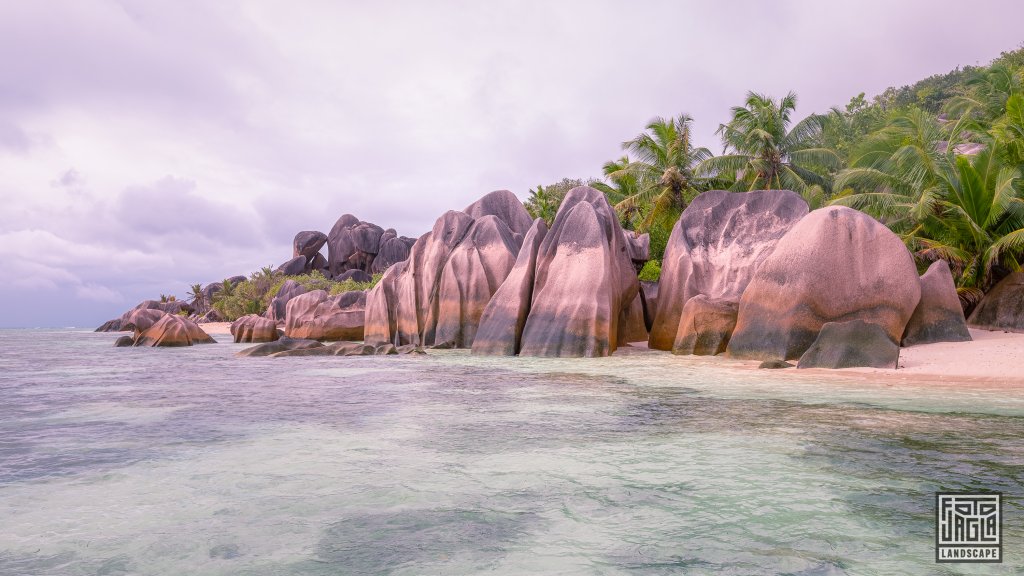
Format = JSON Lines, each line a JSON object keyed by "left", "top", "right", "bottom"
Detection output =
{"left": 237, "top": 337, "right": 324, "bottom": 357}
{"left": 758, "top": 359, "right": 794, "bottom": 369}
{"left": 901, "top": 260, "right": 972, "bottom": 346}
{"left": 727, "top": 206, "right": 920, "bottom": 361}
{"left": 967, "top": 271, "right": 1024, "bottom": 332}
{"left": 797, "top": 320, "right": 900, "bottom": 369}
{"left": 671, "top": 295, "right": 738, "bottom": 356}
{"left": 649, "top": 189, "right": 808, "bottom": 351}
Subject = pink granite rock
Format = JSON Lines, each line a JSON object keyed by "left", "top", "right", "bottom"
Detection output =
{"left": 284, "top": 289, "right": 366, "bottom": 341}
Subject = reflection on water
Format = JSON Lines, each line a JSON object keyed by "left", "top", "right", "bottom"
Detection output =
{"left": 0, "top": 329, "right": 1021, "bottom": 575}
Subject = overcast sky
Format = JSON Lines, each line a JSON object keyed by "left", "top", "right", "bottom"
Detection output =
{"left": 2, "top": 0, "right": 1022, "bottom": 327}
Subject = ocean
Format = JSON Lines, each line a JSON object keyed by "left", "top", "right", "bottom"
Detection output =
{"left": 0, "top": 329, "right": 1021, "bottom": 575}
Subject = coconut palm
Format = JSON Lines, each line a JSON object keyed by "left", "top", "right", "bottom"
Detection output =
{"left": 833, "top": 111, "right": 1024, "bottom": 305}
{"left": 187, "top": 283, "right": 206, "bottom": 311}
{"left": 607, "top": 114, "right": 713, "bottom": 230}
{"left": 591, "top": 156, "right": 640, "bottom": 225}
{"left": 946, "top": 62, "right": 1023, "bottom": 124}
{"left": 698, "top": 91, "right": 841, "bottom": 195}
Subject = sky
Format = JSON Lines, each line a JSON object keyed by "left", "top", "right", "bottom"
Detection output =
{"left": 2, "top": 0, "right": 1023, "bottom": 328}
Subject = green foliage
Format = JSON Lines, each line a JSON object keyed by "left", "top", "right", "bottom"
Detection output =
{"left": 524, "top": 178, "right": 601, "bottom": 225}
{"left": 638, "top": 259, "right": 661, "bottom": 282}
{"left": 211, "top": 269, "right": 379, "bottom": 322}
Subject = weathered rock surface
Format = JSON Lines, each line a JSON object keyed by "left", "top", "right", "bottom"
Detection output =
{"left": 231, "top": 314, "right": 280, "bottom": 343}
{"left": 649, "top": 189, "right": 808, "bottom": 351}
{"left": 293, "top": 231, "right": 327, "bottom": 261}
{"left": 327, "top": 216, "right": 415, "bottom": 278}
{"left": 623, "top": 230, "right": 651, "bottom": 272}
{"left": 901, "top": 260, "right": 972, "bottom": 346}
{"left": 618, "top": 292, "right": 650, "bottom": 344}
{"left": 467, "top": 220, "right": 547, "bottom": 356}
{"left": 236, "top": 337, "right": 324, "bottom": 357}
{"left": 671, "top": 295, "right": 738, "bottom": 356}
{"left": 337, "top": 269, "right": 373, "bottom": 283}
{"left": 462, "top": 189, "right": 533, "bottom": 236}
{"left": 508, "top": 186, "right": 639, "bottom": 357}
{"left": 797, "top": 320, "right": 900, "bottom": 369}
{"left": 118, "top": 309, "right": 216, "bottom": 347}
{"left": 727, "top": 206, "right": 921, "bottom": 360}
{"left": 284, "top": 289, "right": 366, "bottom": 341}
{"left": 276, "top": 255, "right": 307, "bottom": 276}
{"left": 365, "top": 191, "right": 531, "bottom": 348}
{"left": 640, "top": 281, "right": 658, "bottom": 331}
{"left": 967, "top": 271, "right": 1024, "bottom": 332}
{"left": 96, "top": 299, "right": 196, "bottom": 332}
{"left": 430, "top": 215, "right": 522, "bottom": 348}
{"left": 266, "top": 280, "right": 309, "bottom": 323}
{"left": 758, "top": 359, "right": 794, "bottom": 369}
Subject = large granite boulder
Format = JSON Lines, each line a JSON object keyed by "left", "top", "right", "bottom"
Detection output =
{"left": 623, "top": 230, "right": 651, "bottom": 272}
{"left": 120, "top": 309, "right": 216, "bottom": 347}
{"left": 337, "top": 269, "right": 373, "bottom": 283}
{"left": 901, "top": 260, "right": 972, "bottom": 346}
{"left": 506, "top": 186, "right": 639, "bottom": 357}
{"left": 640, "top": 281, "right": 658, "bottom": 331}
{"left": 471, "top": 219, "right": 548, "bottom": 355}
{"left": 276, "top": 255, "right": 307, "bottom": 276}
{"left": 727, "top": 206, "right": 921, "bottom": 361}
{"left": 231, "top": 314, "right": 280, "bottom": 343}
{"left": 462, "top": 189, "right": 533, "bottom": 236}
{"left": 618, "top": 292, "right": 649, "bottom": 344}
{"left": 266, "top": 279, "right": 309, "bottom": 323}
{"left": 968, "top": 272, "right": 1024, "bottom": 332}
{"left": 429, "top": 215, "right": 522, "bottom": 348}
{"left": 365, "top": 191, "right": 531, "bottom": 348}
{"left": 797, "top": 320, "right": 900, "bottom": 369}
{"left": 371, "top": 229, "right": 415, "bottom": 274}
{"left": 649, "top": 190, "right": 808, "bottom": 351}
{"left": 327, "top": 215, "right": 385, "bottom": 276}
{"left": 293, "top": 231, "right": 327, "bottom": 261}
{"left": 284, "top": 289, "right": 366, "bottom": 341}
{"left": 96, "top": 299, "right": 196, "bottom": 332}
{"left": 672, "top": 295, "right": 738, "bottom": 356}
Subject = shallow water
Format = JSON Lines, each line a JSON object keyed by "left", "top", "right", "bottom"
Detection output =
{"left": 0, "top": 329, "right": 1021, "bottom": 575}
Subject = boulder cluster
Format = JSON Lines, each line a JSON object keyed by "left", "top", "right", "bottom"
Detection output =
{"left": 102, "top": 185, "right": 992, "bottom": 368}
{"left": 649, "top": 190, "right": 973, "bottom": 368}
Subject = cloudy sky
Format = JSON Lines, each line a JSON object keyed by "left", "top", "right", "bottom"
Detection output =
{"left": 2, "top": 0, "right": 1022, "bottom": 327}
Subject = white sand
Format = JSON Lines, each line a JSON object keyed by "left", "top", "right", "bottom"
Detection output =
{"left": 798, "top": 328, "right": 1024, "bottom": 385}
{"left": 199, "top": 322, "right": 232, "bottom": 336}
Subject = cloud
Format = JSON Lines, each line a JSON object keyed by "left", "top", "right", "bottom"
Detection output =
{"left": 2, "top": 0, "right": 1024, "bottom": 327}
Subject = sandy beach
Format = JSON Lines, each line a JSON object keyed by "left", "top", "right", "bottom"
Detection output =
{"left": 199, "top": 322, "right": 232, "bottom": 336}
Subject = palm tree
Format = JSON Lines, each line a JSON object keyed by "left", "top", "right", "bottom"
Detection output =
{"left": 946, "top": 62, "right": 1023, "bottom": 124}
{"left": 591, "top": 156, "right": 640, "bottom": 225}
{"left": 833, "top": 112, "right": 1024, "bottom": 306}
{"left": 608, "top": 114, "right": 713, "bottom": 230}
{"left": 187, "top": 283, "right": 206, "bottom": 311}
{"left": 698, "top": 91, "right": 841, "bottom": 196}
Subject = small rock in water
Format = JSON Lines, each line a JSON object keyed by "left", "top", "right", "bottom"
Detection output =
{"left": 758, "top": 359, "right": 794, "bottom": 369}
{"left": 208, "top": 543, "right": 241, "bottom": 559}
{"left": 113, "top": 335, "right": 135, "bottom": 347}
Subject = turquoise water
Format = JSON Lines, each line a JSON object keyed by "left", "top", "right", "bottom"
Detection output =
{"left": 0, "top": 329, "right": 1021, "bottom": 575}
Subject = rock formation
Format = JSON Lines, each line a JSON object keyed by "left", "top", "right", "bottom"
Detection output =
{"left": 293, "top": 231, "right": 328, "bottom": 261}
{"left": 364, "top": 191, "right": 530, "bottom": 348}
{"left": 96, "top": 299, "right": 197, "bottom": 332}
{"left": 797, "top": 320, "right": 900, "bottom": 369}
{"left": 671, "top": 295, "right": 738, "bottom": 356}
{"left": 327, "top": 216, "right": 415, "bottom": 278}
{"left": 231, "top": 314, "right": 280, "bottom": 343}
{"left": 901, "top": 260, "right": 972, "bottom": 346}
{"left": 967, "top": 272, "right": 1024, "bottom": 332}
{"left": 649, "top": 189, "right": 808, "bottom": 351}
{"left": 276, "top": 256, "right": 308, "bottom": 276}
{"left": 727, "top": 206, "right": 921, "bottom": 361}
{"left": 472, "top": 186, "right": 639, "bottom": 357}
{"left": 118, "top": 309, "right": 216, "bottom": 347}
{"left": 266, "top": 280, "right": 308, "bottom": 323}
{"left": 284, "top": 289, "right": 366, "bottom": 341}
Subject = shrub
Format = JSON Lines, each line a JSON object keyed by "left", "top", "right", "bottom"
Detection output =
{"left": 638, "top": 259, "right": 661, "bottom": 282}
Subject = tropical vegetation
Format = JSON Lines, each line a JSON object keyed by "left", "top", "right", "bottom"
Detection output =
{"left": 529, "top": 45, "right": 1024, "bottom": 312}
